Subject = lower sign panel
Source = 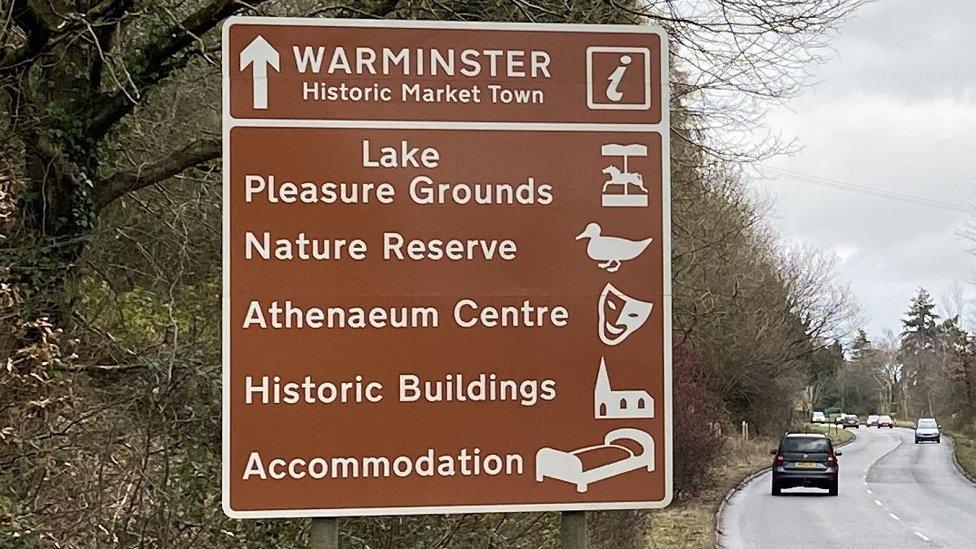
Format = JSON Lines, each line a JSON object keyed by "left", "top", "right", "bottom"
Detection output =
{"left": 224, "top": 127, "right": 670, "bottom": 516}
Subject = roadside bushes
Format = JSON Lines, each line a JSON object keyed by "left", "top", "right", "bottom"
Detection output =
{"left": 587, "top": 510, "right": 647, "bottom": 549}
{"left": 671, "top": 345, "right": 727, "bottom": 496}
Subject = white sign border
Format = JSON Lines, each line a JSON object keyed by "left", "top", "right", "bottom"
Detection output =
{"left": 222, "top": 16, "right": 672, "bottom": 520}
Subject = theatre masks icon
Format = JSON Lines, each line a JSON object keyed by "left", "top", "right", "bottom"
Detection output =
{"left": 598, "top": 283, "right": 652, "bottom": 346}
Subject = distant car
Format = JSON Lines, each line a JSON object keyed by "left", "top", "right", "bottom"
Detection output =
{"left": 834, "top": 414, "right": 846, "bottom": 424}
{"left": 842, "top": 414, "right": 860, "bottom": 428}
{"left": 915, "top": 418, "right": 941, "bottom": 443}
{"left": 770, "top": 433, "right": 841, "bottom": 496}
{"left": 877, "top": 415, "right": 893, "bottom": 428}
{"left": 811, "top": 411, "right": 827, "bottom": 423}
{"left": 866, "top": 415, "right": 879, "bottom": 427}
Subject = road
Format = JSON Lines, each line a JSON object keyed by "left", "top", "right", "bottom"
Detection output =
{"left": 718, "top": 427, "right": 976, "bottom": 548}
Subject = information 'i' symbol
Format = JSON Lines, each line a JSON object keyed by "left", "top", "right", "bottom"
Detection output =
{"left": 605, "top": 55, "right": 632, "bottom": 102}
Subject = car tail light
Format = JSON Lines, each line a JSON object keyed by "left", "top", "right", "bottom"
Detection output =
{"left": 775, "top": 452, "right": 784, "bottom": 462}
{"left": 826, "top": 454, "right": 836, "bottom": 465}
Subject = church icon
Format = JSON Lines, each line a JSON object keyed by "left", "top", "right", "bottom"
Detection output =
{"left": 594, "top": 357, "right": 654, "bottom": 419}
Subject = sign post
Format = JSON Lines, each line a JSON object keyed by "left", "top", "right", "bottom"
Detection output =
{"left": 561, "top": 511, "right": 588, "bottom": 549}
{"left": 222, "top": 18, "right": 671, "bottom": 528}
{"left": 310, "top": 517, "right": 338, "bottom": 549}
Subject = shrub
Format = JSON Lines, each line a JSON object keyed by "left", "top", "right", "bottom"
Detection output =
{"left": 672, "top": 345, "right": 727, "bottom": 496}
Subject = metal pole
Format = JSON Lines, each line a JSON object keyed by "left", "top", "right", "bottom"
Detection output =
{"left": 311, "top": 517, "right": 338, "bottom": 549}
{"left": 560, "top": 511, "right": 587, "bottom": 549}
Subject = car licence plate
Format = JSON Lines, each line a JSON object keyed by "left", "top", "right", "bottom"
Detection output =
{"left": 794, "top": 462, "right": 818, "bottom": 469}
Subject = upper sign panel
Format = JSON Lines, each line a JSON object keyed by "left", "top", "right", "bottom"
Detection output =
{"left": 225, "top": 19, "right": 665, "bottom": 124}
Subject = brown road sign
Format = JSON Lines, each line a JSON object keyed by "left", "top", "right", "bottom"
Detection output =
{"left": 223, "top": 18, "right": 671, "bottom": 518}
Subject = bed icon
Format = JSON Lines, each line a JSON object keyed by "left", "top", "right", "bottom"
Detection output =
{"left": 535, "top": 428, "right": 655, "bottom": 493}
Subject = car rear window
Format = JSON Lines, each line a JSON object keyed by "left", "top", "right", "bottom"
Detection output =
{"left": 781, "top": 437, "right": 831, "bottom": 453}
{"left": 918, "top": 419, "right": 937, "bottom": 428}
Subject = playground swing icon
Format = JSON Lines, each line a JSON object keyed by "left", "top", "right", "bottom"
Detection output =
{"left": 601, "top": 143, "right": 649, "bottom": 208}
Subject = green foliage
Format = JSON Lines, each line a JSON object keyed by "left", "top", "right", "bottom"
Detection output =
{"left": 0, "top": 496, "right": 47, "bottom": 548}
{"left": 78, "top": 276, "right": 220, "bottom": 352}
{"left": 43, "top": 103, "right": 88, "bottom": 156}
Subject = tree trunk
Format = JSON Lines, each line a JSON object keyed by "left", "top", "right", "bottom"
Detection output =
{"left": 964, "top": 357, "right": 975, "bottom": 418}
{"left": 9, "top": 161, "right": 92, "bottom": 327}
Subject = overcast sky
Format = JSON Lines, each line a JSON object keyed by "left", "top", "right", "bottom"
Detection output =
{"left": 748, "top": 0, "right": 976, "bottom": 341}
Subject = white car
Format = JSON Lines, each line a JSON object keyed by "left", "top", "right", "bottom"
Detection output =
{"left": 914, "top": 418, "right": 941, "bottom": 443}
{"left": 811, "top": 411, "right": 827, "bottom": 423}
{"left": 866, "top": 414, "right": 879, "bottom": 427}
{"left": 877, "top": 415, "right": 893, "bottom": 428}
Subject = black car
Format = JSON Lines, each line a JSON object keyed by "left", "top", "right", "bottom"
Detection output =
{"left": 770, "top": 433, "right": 841, "bottom": 496}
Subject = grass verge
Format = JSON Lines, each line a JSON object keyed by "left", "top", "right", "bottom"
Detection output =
{"left": 645, "top": 437, "right": 773, "bottom": 548}
{"left": 803, "top": 423, "right": 855, "bottom": 446}
{"left": 952, "top": 433, "right": 976, "bottom": 479}
{"left": 945, "top": 429, "right": 976, "bottom": 483}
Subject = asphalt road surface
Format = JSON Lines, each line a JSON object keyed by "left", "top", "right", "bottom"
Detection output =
{"left": 718, "top": 427, "right": 976, "bottom": 548}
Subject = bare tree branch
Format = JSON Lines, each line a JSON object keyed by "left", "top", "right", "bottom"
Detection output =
{"left": 87, "top": 0, "right": 407, "bottom": 140}
{"left": 88, "top": 0, "right": 266, "bottom": 138}
{"left": 84, "top": 0, "right": 137, "bottom": 89}
{"left": 0, "top": 0, "right": 54, "bottom": 73}
{"left": 95, "top": 137, "right": 220, "bottom": 210}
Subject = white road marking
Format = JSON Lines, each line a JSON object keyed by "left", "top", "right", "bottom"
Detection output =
{"left": 914, "top": 532, "right": 930, "bottom": 542}
{"left": 889, "top": 512, "right": 902, "bottom": 522}
{"left": 875, "top": 499, "right": 883, "bottom": 506}
{"left": 867, "top": 489, "right": 873, "bottom": 495}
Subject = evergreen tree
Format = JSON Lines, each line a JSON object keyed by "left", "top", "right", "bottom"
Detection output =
{"left": 899, "top": 288, "right": 942, "bottom": 417}
{"left": 901, "top": 288, "right": 940, "bottom": 346}
{"left": 851, "top": 328, "right": 873, "bottom": 360}
{"left": 941, "top": 316, "right": 976, "bottom": 414}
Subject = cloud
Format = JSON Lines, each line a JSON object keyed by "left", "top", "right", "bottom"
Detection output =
{"left": 832, "top": 244, "right": 859, "bottom": 264}
{"left": 745, "top": 0, "right": 976, "bottom": 339}
{"left": 814, "top": 0, "right": 976, "bottom": 101}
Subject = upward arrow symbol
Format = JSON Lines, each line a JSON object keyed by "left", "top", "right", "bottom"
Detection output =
{"left": 240, "top": 35, "right": 279, "bottom": 110}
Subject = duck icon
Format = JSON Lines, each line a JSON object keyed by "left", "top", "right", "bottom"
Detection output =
{"left": 576, "top": 223, "right": 653, "bottom": 273}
